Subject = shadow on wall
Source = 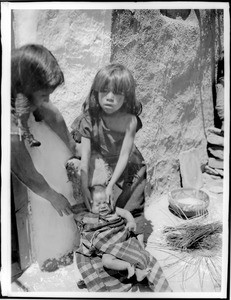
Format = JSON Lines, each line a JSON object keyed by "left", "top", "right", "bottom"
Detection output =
{"left": 160, "top": 9, "right": 191, "bottom": 20}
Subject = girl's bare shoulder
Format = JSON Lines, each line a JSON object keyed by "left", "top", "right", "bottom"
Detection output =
{"left": 104, "top": 112, "right": 137, "bottom": 133}
{"left": 116, "top": 112, "right": 137, "bottom": 128}
{"left": 122, "top": 113, "right": 137, "bottom": 130}
{"left": 40, "top": 102, "right": 63, "bottom": 123}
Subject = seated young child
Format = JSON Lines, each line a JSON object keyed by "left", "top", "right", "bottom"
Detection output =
{"left": 72, "top": 184, "right": 171, "bottom": 292}
{"left": 89, "top": 185, "right": 151, "bottom": 281}
{"left": 68, "top": 157, "right": 171, "bottom": 292}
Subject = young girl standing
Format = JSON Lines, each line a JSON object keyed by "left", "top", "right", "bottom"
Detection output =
{"left": 71, "top": 63, "right": 147, "bottom": 245}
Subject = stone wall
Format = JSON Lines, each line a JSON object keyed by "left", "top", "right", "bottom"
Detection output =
{"left": 110, "top": 9, "right": 223, "bottom": 198}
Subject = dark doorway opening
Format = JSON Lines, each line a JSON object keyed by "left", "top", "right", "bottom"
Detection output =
{"left": 11, "top": 175, "right": 23, "bottom": 281}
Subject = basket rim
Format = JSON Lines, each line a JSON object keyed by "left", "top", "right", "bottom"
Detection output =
{"left": 168, "top": 187, "right": 210, "bottom": 213}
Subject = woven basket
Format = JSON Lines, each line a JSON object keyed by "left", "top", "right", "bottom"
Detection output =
{"left": 168, "top": 188, "right": 210, "bottom": 218}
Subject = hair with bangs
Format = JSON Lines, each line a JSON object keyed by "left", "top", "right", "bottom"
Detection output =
{"left": 11, "top": 44, "right": 64, "bottom": 107}
{"left": 82, "top": 64, "right": 142, "bottom": 119}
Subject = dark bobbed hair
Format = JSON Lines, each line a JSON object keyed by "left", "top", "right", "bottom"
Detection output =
{"left": 11, "top": 44, "right": 64, "bottom": 107}
{"left": 83, "top": 63, "right": 142, "bottom": 119}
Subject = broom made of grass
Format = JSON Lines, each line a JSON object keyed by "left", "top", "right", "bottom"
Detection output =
{"left": 163, "top": 221, "right": 222, "bottom": 251}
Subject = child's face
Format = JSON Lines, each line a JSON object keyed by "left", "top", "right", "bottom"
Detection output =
{"left": 91, "top": 192, "right": 111, "bottom": 216}
{"left": 98, "top": 89, "right": 125, "bottom": 115}
{"left": 30, "top": 88, "right": 54, "bottom": 111}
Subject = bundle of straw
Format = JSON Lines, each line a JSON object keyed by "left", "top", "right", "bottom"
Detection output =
{"left": 163, "top": 221, "right": 222, "bottom": 252}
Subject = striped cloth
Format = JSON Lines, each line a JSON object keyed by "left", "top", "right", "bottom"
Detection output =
{"left": 75, "top": 213, "right": 172, "bottom": 292}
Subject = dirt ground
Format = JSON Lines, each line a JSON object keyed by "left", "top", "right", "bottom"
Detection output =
{"left": 11, "top": 172, "right": 225, "bottom": 295}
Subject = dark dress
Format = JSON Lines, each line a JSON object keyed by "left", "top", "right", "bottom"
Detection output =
{"left": 71, "top": 112, "right": 146, "bottom": 235}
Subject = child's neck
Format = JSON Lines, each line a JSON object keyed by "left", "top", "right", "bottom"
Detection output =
{"left": 101, "top": 109, "right": 125, "bottom": 120}
{"left": 101, "top": 110, "right": 128, "bottom": 132}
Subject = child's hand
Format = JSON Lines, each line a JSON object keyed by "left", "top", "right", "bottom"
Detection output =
{"left": 125, "top": 221, "right": 136, "bottom": 232}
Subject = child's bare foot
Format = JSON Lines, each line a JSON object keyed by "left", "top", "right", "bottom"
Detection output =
{"left": 135, "top": 268, "right": 151, "bottom": 282}
{"left": 127, "top": 264, "right": 135, "bottom": 279}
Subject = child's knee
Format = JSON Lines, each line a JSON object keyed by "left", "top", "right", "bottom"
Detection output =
{"left": 102, "top": 254, "right": 113, "bottom": 267}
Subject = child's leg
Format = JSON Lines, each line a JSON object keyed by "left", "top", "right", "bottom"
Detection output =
{"left": 102, "top": 254, "right": 135, "bottom": 278}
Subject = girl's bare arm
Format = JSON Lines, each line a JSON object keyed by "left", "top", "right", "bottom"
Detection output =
{"left": 80, "top": 136, "right": 92, "bottom": 211}
{"left": 107, "top": 115, "right": 137, "bottom": 189}
{"left": 11, "top": 135, "right": 72, "bottom": 216}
